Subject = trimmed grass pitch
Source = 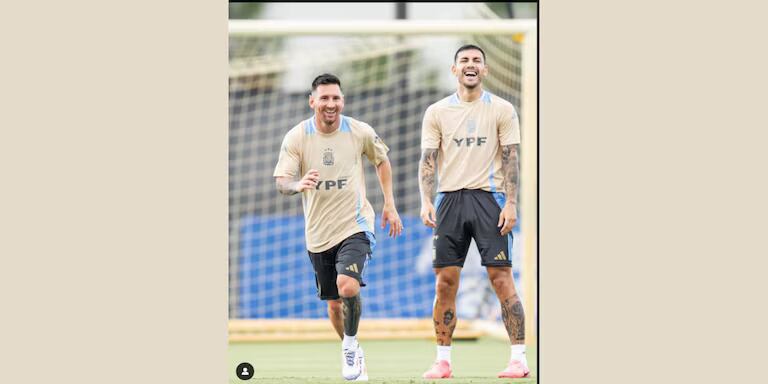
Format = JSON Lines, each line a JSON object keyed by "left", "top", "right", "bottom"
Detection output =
{"left": 229, "top": 337, "right": 537, "bottom": 384}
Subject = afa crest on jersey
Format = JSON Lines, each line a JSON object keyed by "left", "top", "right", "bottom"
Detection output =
{"left": 323, "top": 148, "right": 334, "bottom": 166}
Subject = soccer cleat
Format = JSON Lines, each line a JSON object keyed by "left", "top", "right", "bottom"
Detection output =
{"left": 353, "top": 345, "right": 368, "bottom": 381}
{"left": 341, "top": 343, "right": 362, "bottom": 380}
{"left": 422, "top": 360, "right": 452, "bottom": 379}
{"left": 497, "top": 360, "right": 530, "bottom": 378}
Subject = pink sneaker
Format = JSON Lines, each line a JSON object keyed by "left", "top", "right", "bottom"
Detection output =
{"left": 422, "top": 360, "right": 452, "bottom": 379}
{"left": 497, "top": 360, "right": 530, "bottom": 378}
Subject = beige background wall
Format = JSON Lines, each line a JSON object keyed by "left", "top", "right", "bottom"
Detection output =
{"left": 1, "top": 1, "right": 766, "bottom": 383}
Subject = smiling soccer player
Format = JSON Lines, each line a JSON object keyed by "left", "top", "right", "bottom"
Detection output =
{"left": 419, "top": 45, "right": 529, "bottom": 379}
{"left": 274, "top": 73, "right": 403, "bottom": 381}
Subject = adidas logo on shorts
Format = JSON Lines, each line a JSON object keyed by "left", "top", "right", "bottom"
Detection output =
{"left": 494, "top": 251, "right": 507, "bottom": 261}
{"left": 345, "top": 264, "right": 359, "bottom": 273}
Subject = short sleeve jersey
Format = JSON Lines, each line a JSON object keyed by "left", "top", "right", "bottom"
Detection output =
{"left": 274, "top": 115, "right": 389, "bottom": 253}
{"left": 421, "top": 90, "right": 521, "bottom": 193}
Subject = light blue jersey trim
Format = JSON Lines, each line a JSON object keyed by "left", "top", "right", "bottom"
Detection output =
{"left": 340, "top": 115, "right": 351, "bottom": 132}
{"left": 489, "top": 163, "right": 497, "bottom": 192}
{"left": 485, "top": 93, "right": 497, "bottom": 191}
{"left": 305, "top": 116, "right": 317, "bottom": 135}
{"left": 355, "top": 190, "right": 367, "bottom": 227}
{"left": 449, "top": 91, "right": 490, "bottom": 104}
{"left": 482, "top": 90, "right": 492, "bottom": 104}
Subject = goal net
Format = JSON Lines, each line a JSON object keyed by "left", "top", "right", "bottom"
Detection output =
{"left": 228, "top": 18, "right": 537, "bottom": 341}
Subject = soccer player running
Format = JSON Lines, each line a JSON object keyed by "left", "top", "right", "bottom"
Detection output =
{"left": 274, "top": 73, "right": 403, "bottom": 381}
{"left": 419, "top": 45, "right": 529, "bottom": 379}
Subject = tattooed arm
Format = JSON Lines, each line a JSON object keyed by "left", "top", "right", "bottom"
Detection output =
{"left": 497, "top": 144, "right": 519, "bottom": 236}
{"left": 418, "top": 148, "right": 439, "bottom": 228}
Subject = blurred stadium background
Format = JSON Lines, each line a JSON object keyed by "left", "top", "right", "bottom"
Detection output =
{"left": 228, "top": 2, "right": 537, "bottom": 382}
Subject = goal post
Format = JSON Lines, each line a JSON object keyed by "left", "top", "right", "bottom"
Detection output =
{"left": 228, "top": 19, "right": 537, "bottom": 35}
{"left": 228, "top": 18, "right": 537, "bottom": 344}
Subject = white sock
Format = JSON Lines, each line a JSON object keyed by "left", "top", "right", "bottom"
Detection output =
{"left": 437, "top": 346, "right": 452, "bottom": 363}
{"left": 342, "top": 334, "right": 357, "bottom": 349}
{"left": 510, "top": 344, "right": 528, "bottom": 367}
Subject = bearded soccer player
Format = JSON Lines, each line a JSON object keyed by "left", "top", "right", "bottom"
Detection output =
{"left": 274, "top": 73, "right": 403, "bottom": 381}
{"left": 419, "top": 45, "right": 529, "bottom": 379}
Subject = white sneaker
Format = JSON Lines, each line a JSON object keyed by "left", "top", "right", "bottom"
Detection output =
{"left": 341, "top": 343, "right": 362, "bottom": 380}
{"left": 354, "top": 345, "right": 368, "bottom": 381}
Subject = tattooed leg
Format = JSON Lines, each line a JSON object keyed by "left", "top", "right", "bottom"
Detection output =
{"left": 501, "top": 295, "right": 525, "bottom": 343}
{"left": 488, "top": 267, "right": 525, "bottom": 344}
{"left": 342, "top": 294, "right": 362, "bottom": 336}
{"left": 433, "top": 267, "right": 461, "bottom": 346}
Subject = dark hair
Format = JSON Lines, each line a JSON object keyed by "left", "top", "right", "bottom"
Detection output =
{"left": 311, "top": 73, "right": 342, "bottom": 93}
{"left": 454, "top": 44, "right": 486, "bottom": 63}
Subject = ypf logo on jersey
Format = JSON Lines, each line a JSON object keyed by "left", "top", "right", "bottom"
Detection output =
{"left": 453, "top": 137, "right": 488, "bottom": 147}
{"left": 315, "top": 178, "right": 348, "bottom": 190}
{"left": 322, "top": 148, "right": 334, "bottom": 166}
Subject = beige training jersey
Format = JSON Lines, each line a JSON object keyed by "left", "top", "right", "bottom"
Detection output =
{"left": 421, "top": 90, "right": 521, "bottom": 193}
{"left": 274, "top": 115, "right": 389, "bottom": 253}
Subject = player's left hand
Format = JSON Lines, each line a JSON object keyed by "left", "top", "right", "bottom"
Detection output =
{"left": 497, "top": 204, "right": 517, "bottom": 236}
{"left": 381, "top": 203, "right": 403, "bottom": 238}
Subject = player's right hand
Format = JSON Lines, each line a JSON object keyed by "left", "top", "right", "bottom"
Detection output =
{"left": 420, "top": 202, "right": 436, "bottom": 228}
{"left": 295, "top": 169, "right": 319, "bottom": 192}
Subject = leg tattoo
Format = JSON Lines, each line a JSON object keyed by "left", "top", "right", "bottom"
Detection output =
{"left": 434, "top": 307, "right": 457, "bottom": 346}
{"left": 342, "top": 294, "right": 362, "bottom": 336}
{"left": 443, "top": 309, "right": 454, "bottom": 326}
{"left": 501, "top": 295, "right": 525, "bottom": 344}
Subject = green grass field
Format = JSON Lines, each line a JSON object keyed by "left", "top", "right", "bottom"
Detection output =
{"left": 229, "top": 338, "right": 537, "bottom": 384}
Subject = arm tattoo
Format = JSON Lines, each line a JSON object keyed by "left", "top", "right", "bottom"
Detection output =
{"left": 419, "top": 148, "right": 438, "bottom": 203}
{"left": 501, "top": 295, "right": 525, "bottom": 344}
{"left": 500, "top": 144, "right": 519, "bottom": 206}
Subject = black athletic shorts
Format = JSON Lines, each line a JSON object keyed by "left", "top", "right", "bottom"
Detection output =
{"left": 433, "top": 189, "right": 513, "bottom": 268}
{"left": 307, "top": 231, "right": 373, "bottom": 300}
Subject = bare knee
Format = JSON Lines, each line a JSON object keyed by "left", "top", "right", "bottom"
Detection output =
{"left": 337, "top": 275, "right": 360, "bottom": 298}
{"left": 489, "top": 271, "right": 515, "bottom": 294}
{"left": 435, "top": 274, "right": 459, "bottom": 299}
